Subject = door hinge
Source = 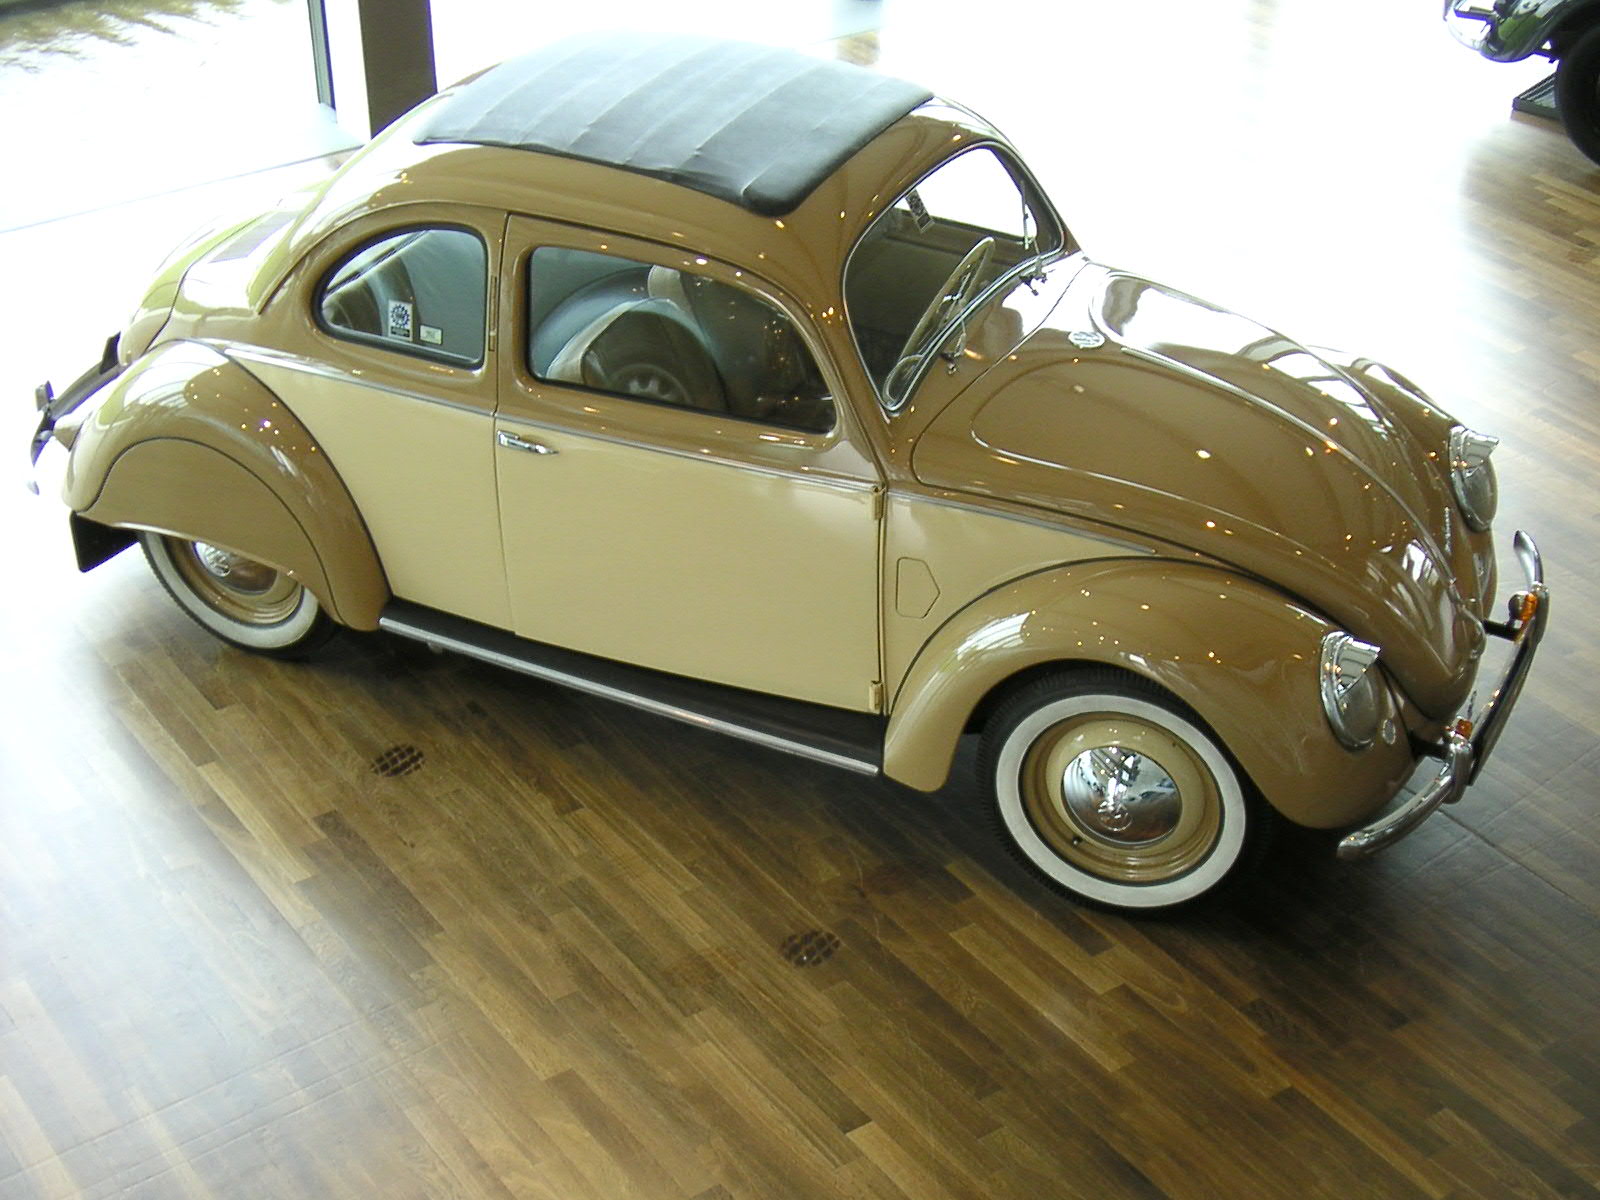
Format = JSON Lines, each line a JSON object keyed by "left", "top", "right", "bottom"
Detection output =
{"left": 870, "top": 486, "right": 885, "bottom": 521}
{"left": 868, "top": 681, "right": 884, "bottom": 712}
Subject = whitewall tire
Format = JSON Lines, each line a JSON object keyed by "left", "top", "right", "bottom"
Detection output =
{"left": 140, "top": 531, "right": 334, "bottom": 657}
{"left": 980, "top": 670, "right": 1262, "bottom": 912}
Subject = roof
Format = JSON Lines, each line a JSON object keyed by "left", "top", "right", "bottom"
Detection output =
{"left": 413, "top": 33, "right": 933, "bottom": 217}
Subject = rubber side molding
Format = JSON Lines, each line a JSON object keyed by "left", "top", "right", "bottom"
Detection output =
{"left": 379, "top": 599, "right": 885, "bottom": 776}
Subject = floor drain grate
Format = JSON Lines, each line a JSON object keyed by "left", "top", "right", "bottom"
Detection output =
{"left": 780, "top": 930, "right": 840, "bottom": 967}
{"left": 371, "top": 744, "right": 425, "bottom": 777}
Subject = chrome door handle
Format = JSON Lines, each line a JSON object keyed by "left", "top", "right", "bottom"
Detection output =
{"left": 497, "top": 430, "right": 558, "bottom": 455}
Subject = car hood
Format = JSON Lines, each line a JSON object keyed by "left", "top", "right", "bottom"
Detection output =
{"left": 912, "top": 265, "right": 1486, "bottom": 718}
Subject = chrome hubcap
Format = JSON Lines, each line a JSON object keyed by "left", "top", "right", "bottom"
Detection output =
{"left": 165, "top": 537, "right": 302, "bottom": 625}
{"left": 1061, "top": 747, "right": 1181, "bottom": 845}
{"left": 195, "top": 542, "right": 238, "bottom": 578}
{"left": 1019, "top": 710, "right": 1222, "bottom": 885}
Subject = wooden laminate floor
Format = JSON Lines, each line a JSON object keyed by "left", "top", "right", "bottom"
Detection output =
{"left": 3, "top": 2, "right": 1599, "bottom": 1197}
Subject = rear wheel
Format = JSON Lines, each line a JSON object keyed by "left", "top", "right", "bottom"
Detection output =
{"left": 1556, "top": 23, "right": 1600, "bottom": 166}
{"left": 140, "top": 532, "right": 335, "bottom": 657}
{"left": 979, "top": 669, "right": 1267, "bottom": 913}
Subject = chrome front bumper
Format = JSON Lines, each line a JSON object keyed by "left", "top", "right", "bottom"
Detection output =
{"left": 1444, "top": 0, "right": 1498, "bottom": 52}
{"left": 1443, "top": 0, "right": 1553, "bottom": 61}
{"left": 1338, "top": 530, "right": 1549, "bottom": 860}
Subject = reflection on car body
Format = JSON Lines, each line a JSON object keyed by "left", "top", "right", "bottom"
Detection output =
{"left": 28, "top": 33, "right": 1547, "bottom": 913}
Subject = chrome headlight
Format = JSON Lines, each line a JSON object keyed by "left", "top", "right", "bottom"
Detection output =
{"left": 1449, "top": 425, "right": 1499, "bottom": 532}
{"left": 1319, "top": 632, "right": 1383, "bottom": 751}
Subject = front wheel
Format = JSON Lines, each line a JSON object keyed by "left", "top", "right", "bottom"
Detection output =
{"left": 1556, "top": 24, "right": 1600, "bottom": 166}
{"left": 979, "top": 670, "right": 1266, "bottom": 913}
{"left": 140, "top": 532, "right": 336, "bottom": 658}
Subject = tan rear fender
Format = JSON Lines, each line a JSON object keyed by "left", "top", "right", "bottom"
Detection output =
{"left": 63, "top": 340, "right": 389, "bottom": 629}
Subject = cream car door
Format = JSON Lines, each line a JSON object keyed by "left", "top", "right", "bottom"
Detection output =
{"left": 493, "top": 222, "right": 883, "bottom": 713}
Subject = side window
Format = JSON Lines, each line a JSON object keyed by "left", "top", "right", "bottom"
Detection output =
{"left": 318, "top": 227, "right": 487, "bottom": 366}
{"left": 526, "top": 246, "right": 835, "bottom": 435}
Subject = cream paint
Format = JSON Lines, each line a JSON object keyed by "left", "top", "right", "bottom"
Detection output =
{"left": 242, "top": 358, "right": 512, "bottom": 628}
{"left": 884, "top": 494, "right": 1147, "bottom": 704}
{"left": 495, "top": 418, "right": 880, "bottom": 712}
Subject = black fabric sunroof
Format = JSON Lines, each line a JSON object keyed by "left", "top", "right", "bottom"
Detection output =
{"left": 415, "top": 34, "right": 932, "bottom": 217}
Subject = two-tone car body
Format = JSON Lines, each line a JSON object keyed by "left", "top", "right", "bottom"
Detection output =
{"left": 29, "top": 34, "right": 1547, "bottom": 911}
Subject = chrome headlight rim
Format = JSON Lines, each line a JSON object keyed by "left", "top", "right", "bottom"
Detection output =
{"left": 1319, "top": 631, "right": 1383, "bottom": 752}
{"left": 1449, "top": 424, "right": 1499, "bottom": 533}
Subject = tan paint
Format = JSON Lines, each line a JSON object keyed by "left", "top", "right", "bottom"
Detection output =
{"left": 240, "top": 356, "right": 511, "bottom": 630}
{"left": 882, "top": 491, "right": 1148, "bottom": 706}
{"left": 495, "top": 419, "right": 880, "bottom": 710}
{"left": 64, "top": 340, "right": 387, "bottom": 627}
{"left": 883, "top": 557, "right": 1418, "bottom": 830}
{"left": 912, "top": 263, "right": 1492, "bottom": 719}
{"left": 895, "top": 559, "right": 939, "bottom": 619}
{"left": 493, "top": 218, "right": 882, "bottom": 712}
{"left": 70, "top": 62, "right": 1510, "bottom": 838}
{"left": 85, "top": 440, "right": 333, "bottom": 606}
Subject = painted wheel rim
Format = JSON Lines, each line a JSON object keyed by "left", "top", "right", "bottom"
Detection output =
{"left": 166, "top": 538, "right": 303, "bottom": 627}
{"left": 1018, "top": 710, "right": 1223, "bottom": 885}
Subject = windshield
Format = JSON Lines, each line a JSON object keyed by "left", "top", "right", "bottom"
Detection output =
{"left": 845, "top": 144, "right": 1060, "bottom": 408}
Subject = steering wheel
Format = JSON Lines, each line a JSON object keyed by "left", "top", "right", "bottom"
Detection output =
{"left": 886, "top": 236, "right": 995, "bottom": 400}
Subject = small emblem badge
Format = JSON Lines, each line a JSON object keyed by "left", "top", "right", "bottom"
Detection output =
{"left": 1095, "top": 796, "right": 1134, "bottom": 833}
{"left": 386, "top": 300, "right": 414, "bottom": 341}
{"left": 1068, "top": 330, "right": 1106, "bottom": 350}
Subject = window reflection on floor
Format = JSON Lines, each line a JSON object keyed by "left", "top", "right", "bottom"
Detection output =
{"left": 0, "top": 0, "right": 348, "bottom": 230}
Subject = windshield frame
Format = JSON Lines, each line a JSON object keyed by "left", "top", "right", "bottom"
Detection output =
{"left": 842, "top": 137, "right": 1071, "bottom": 416}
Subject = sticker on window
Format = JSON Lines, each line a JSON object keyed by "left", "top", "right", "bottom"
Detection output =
{"left": 419, "top": 324, "right": 443, "bottom": 346}
{"left": 905, "top": 188, "right": 932, "bottom": 232}
{"left": 386, "top": 300, "right": 414, "bottom": 341}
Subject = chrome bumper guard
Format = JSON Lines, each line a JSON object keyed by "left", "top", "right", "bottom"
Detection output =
{"left": 1338, "top": 530, "right": 1548, "bottom": 861}
{"left": 1443, "top": 1, "right": 1496, "bottom": 51}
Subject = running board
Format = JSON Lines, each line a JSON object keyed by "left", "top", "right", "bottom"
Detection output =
{"left": 378, "top": 601, "right": 885, "bottom": 777}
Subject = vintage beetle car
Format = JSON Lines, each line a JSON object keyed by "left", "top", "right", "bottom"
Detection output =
{"left": 1446, "top": 0, "right": 1600, "bottom": 163}
{"left": 29, "top": 34, "right": 1548, "bottom": 911}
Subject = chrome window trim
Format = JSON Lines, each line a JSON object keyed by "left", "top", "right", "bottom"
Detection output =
{"left": 312, "top": 223, "right": 491, "bottom": 369}
{"left": 894, "top": 488, "right": 1156, "bottom": 556}
{"left": 841, "top": 138, "right": 1070, "bottom": 415}
{"left": 494, "top": 410, "right": 880, "bottom": 491}
{"left": 522, "top": 244, "right": 841, "bottom": 438}
{"left": 221, "top": 344, "right": 490, "bottom": 417}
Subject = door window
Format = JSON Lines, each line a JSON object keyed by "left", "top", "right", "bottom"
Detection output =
{"left": 318, "top": 226, "right": 487, "bottom": 366}
{"left": 526, "top": 246, "right": 835, "bottom": 434}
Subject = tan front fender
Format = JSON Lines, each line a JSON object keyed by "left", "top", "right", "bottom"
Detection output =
{"left": 63, "top": 340, "right": 388, "bottom": 628}
{"left": 883, "top": 558, "right": 1418, "bottom": 829}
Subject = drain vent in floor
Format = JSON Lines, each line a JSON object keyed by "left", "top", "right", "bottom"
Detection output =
{"left": 371, "top": 744, "right": 425, "bottom": 777}
{"left": 780, "top": 930, "right": 840, "bottom": 967}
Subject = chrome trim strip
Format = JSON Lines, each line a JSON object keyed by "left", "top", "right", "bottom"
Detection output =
{"left": 495, "top": 412, "right": 880, "bottom": 491}
{"left": 223, "top": 345, "right": 491, "bottom": 417}
{"left": 893, "top": 489, "right": 1154, "bottom": 556}
{"left": 1108, "top": 338, "right": 1458, "bottom": 577}
{"left": 1337, "top": 733, "right": 1472, "bottom": 860}
{"left": 1338, "top": 528, "right": 1547, "bottom": 858}
{"left": 378, "top": 615, "right": 882, "bottom": 776}
{"left": 1468, "top": 529, "right": 1548, "bottom": 779}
